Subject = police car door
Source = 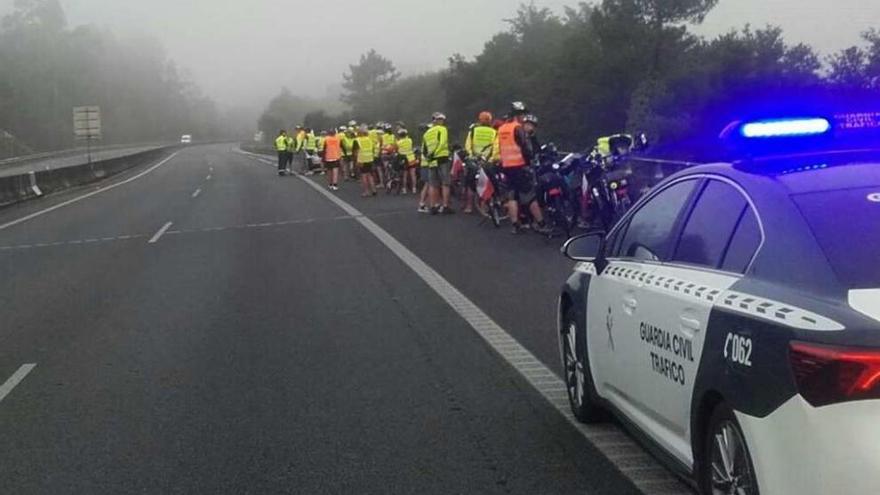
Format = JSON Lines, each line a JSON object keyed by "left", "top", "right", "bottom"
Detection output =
{"left": 588, "top": 179, "right": 700, "bottom": 416}
{"left": 631, "top": 177, "right": 762, "bottom": 468}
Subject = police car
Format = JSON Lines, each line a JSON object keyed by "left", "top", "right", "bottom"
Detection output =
{"left": 557, "top": 114, "right": 880, "bottom": 494}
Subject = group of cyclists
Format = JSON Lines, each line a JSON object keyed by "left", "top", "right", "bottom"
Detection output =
{"left": 274, "top": 101, "right": 646, "bottom": 236}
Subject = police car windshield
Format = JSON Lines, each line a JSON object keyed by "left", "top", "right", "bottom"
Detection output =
{"left": 793, "top": 186, "right": 880, "bottom": 289}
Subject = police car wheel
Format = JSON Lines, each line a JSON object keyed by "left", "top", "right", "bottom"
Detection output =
{"left": 562, "top": 308, "right": 605, "bottom": 423}
{"left": 701, "top": 404, "right": 759, "bottom": 495}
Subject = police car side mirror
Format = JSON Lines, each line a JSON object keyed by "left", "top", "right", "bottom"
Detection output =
{"left": 562, "top": 232, "right": 607, "bottom": 270}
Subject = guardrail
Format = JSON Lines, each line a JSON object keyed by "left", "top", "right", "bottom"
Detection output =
{"left": 0, "top": 145, "right": 179, "bottom": 208}
{"left": 0, "top": 142, "right": 175, "bottom": 170}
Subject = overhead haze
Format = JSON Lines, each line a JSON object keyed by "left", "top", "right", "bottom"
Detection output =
{"left": 2, "top": 0, "right": 876, "bottom": 111}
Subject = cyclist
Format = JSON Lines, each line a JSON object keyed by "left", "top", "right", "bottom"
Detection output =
{"left": 396, "top": 129, "right": 418, "bottom": 194}
{"left": 497, "top": 102, "right": 548, "bottom": 234}
{"left": 463, "top": 111, "right": 497, "bottom": 213}
{"left": 423, "top": 112, "right": 453, "bottom": 214}
{"left": 352, "top": 125, "right": 377, "bottom": 197}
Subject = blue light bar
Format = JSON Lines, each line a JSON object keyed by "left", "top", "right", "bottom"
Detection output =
{"left": 740, "top": 118, "right": 831, "bottom": 138}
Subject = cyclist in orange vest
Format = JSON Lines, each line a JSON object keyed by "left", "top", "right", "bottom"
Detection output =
{"left": 497, "top": 101, "right": 547, "bottom": 234}
{"left": 321, "top": 128, "right": 343, "bottom": 191}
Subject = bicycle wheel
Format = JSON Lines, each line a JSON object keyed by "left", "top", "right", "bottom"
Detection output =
{"left": 490, "top": 200, "right": 503, "bottom": 228}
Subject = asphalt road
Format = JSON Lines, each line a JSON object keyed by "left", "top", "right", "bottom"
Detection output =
{"left": 0, "top": 144, "right": 691, "bottom": 494}
{"left": 0, "top": 145, "right": 164, "bottom": 178}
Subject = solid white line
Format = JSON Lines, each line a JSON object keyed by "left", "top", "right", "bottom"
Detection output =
{"left": 0, "top": 151, "right": 181, "bottom": 232}
{"left": 148, "top": 221, "right": 173, "bottom": 244}
{"left": 0, "top": 364, "right": 36, "bottom": 404}
{"left": 192, "top": 188, "right": 201, "bottom": 198}
{"left": 283, "top": 163, "right": 689, "bottom": 495}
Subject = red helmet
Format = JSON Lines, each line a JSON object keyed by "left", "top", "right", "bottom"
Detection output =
{"left": 478, "top": 111, "right": 493, "bottom": 125}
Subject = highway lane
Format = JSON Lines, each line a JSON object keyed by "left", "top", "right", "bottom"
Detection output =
{"left": 0, "top": 145, "right": 165, "bottom": 178}
{"left": 0, "top": 144, "right": 684, "bottom": 494}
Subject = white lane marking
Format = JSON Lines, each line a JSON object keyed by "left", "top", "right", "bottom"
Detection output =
{"left": 284, "top": 164, "right": 690, "bottom": 494}
{"left": 0, "top": 152, "right": 181, "bottom": 232}
{"left": 206, "top": 174, "right": 212, "bottom": 181}
{"left": 0, "top": 364, "right": 36, "bottom": 404}
{"left": 148, "top": 222, "right": 173, "bottom": 244}
{"left": 192, "top": 188, "right": 201, "bottom": 198}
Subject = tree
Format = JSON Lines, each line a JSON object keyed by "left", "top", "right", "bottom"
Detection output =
{"left": 828, "top": 46, "right": 869, "bottom": 89}
{"left": 0, "top": 0, "right": 231, "bottom": 152}
{"left": 341, "top": 50, "right": 399, "bottom": 110}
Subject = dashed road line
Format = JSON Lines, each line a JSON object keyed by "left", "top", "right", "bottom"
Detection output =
{"left": 148, "top": 221, "right": 173, "bottom": 244}
{"left": 0, "top": 151, "right": 181, "bottom": 232}
{"left": 192, "top": 188, "right": 201, "bottom": 198}
{"left": 0, "top": 364, "right": 36, "bottom": 405}
{"left": 245, "top": 151, "right": 693, "bottom": 495}
{"left": 206, "top": 174, "right": 212, "bottom": 181}
{"left": 0, "top": 234, "right": 149, "bottom": 251}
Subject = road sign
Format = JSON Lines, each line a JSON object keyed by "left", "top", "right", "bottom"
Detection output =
{"left": 73, "top": 106, "right": 102, "bottom": 163}
{"left": 73, "top": 106, "right": 102, "bottom": 140}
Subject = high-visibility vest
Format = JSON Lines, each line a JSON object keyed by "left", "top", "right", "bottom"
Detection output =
{"left": 381, "top": 133, "right": 396, "bottom": 148}
{"left": 397, "top": 137, "right": 416, "bottom": 163}
{"left": 498, "top": 121, "right": 526, "bottom": 168}
{"left": 355, "top": 136, "right": 374, "bottom": 164}
{"left": 295, "top": 131, "right": 305, "bottom": 151}
{"left": 341, "top": 134, "right": 355, "bottom": 156}
{"left": 323, "top": 134, "right": 342, "bottom": 162}
{"left": 467, "top": 125, "right": 497, "bottom": 158}
{"left": 317, "top": 136, "right": 325, "bottom": 152}
{"left": 304, "top": 133, "right": 318, "bottom": 152}
{"left": 596, "top": 134, "right": 633, "bottom": 157}
{"left": 369, "top": 130, "right": 380, "bottom": 148}
{"left": 285, "top": 136, "right": 294, "bottom": 151}
{"left": 423, "top": 125, "right": 450, "bottom": 161}
{"left": 275, "top": 135, "right": 288, "bottom": 152}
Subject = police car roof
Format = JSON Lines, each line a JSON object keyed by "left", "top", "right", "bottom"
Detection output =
{"left": 675, "top": 148, "right": 880, "bottom": 195}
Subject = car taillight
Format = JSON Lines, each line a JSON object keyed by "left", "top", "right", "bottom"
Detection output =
{"left": 789, "top": 341, "right": 880, "bottom": 407}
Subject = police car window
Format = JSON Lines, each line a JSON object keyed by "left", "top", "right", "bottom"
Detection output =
{"left": 721, "top": 207, "right": 761, "bottom": 273}
{"left": 672, "top": 180, "right": 748, "bottom": 269}
{"left": 793, "top": 187, "right": 880, "bottom": 289}
{"left": 619, "top": 180, "right": 697, "bottom": 261}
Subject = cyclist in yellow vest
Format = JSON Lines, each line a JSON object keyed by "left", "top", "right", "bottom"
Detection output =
{"left": 303, "top": 128, "right": 318, "bottom": 174}
{"left": 284, "top": 132, "right": 295, "bottom": 173}
{"left": 379, "top": 124, "right": 397, "bottom": 189}
{"left": 417, "top": 123, "right": 432, "bottom": 213}
{"left": 463, "top": 111, "right": 497, "bottom": 213}
{"left": 352, "top": 125, "right": 377, "bottom": 197}
{"left": 369, "top": 124, "right": 386, "bottom": 188}
{"left": 422, "top": 112, "right": 452, "bottom": 214}
{"left": 274, "top": 129, "right": 288, "bottom": 176}
{"left": 341, "top": 126, "right": 356, "bottom": 180}
{"left": 396, "top": 129, "right": 418, "bottom": 195}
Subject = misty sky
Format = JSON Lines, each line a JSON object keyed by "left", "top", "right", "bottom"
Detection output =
{"left": 2, "top": 0, "right": 878, "bottom": 110}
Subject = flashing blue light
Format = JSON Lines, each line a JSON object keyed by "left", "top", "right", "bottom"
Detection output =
{"left": 740, "top": 118, "right": 831, "bottom": 138}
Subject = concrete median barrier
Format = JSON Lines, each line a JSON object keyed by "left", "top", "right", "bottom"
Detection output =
{"left": 0, "top": 146, "right": 177, "bottom": 208}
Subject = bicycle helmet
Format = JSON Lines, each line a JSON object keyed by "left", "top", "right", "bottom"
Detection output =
{"left": 432, "top": 112, "right": 447, "bottom": 122}
{"left": 523, "top": 114, "right": 539, "bottom": 126}
{"left": 510, "top": 101, "right": 528, "bottom": 115}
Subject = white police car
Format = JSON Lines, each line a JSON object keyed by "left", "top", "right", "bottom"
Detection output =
{"left": 557, "top": 115, "right": 880, "bottom": 494}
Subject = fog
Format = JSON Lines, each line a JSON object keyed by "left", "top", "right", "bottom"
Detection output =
{"left": 2, "top": 0, "right": 875, "bottom": 110}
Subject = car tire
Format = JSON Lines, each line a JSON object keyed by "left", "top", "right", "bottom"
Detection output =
{"left": 562, "top": 307, "right": 605, "bottom": 423}
{"left": 700, "top": 403, "right": 760, "bottom": 495}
